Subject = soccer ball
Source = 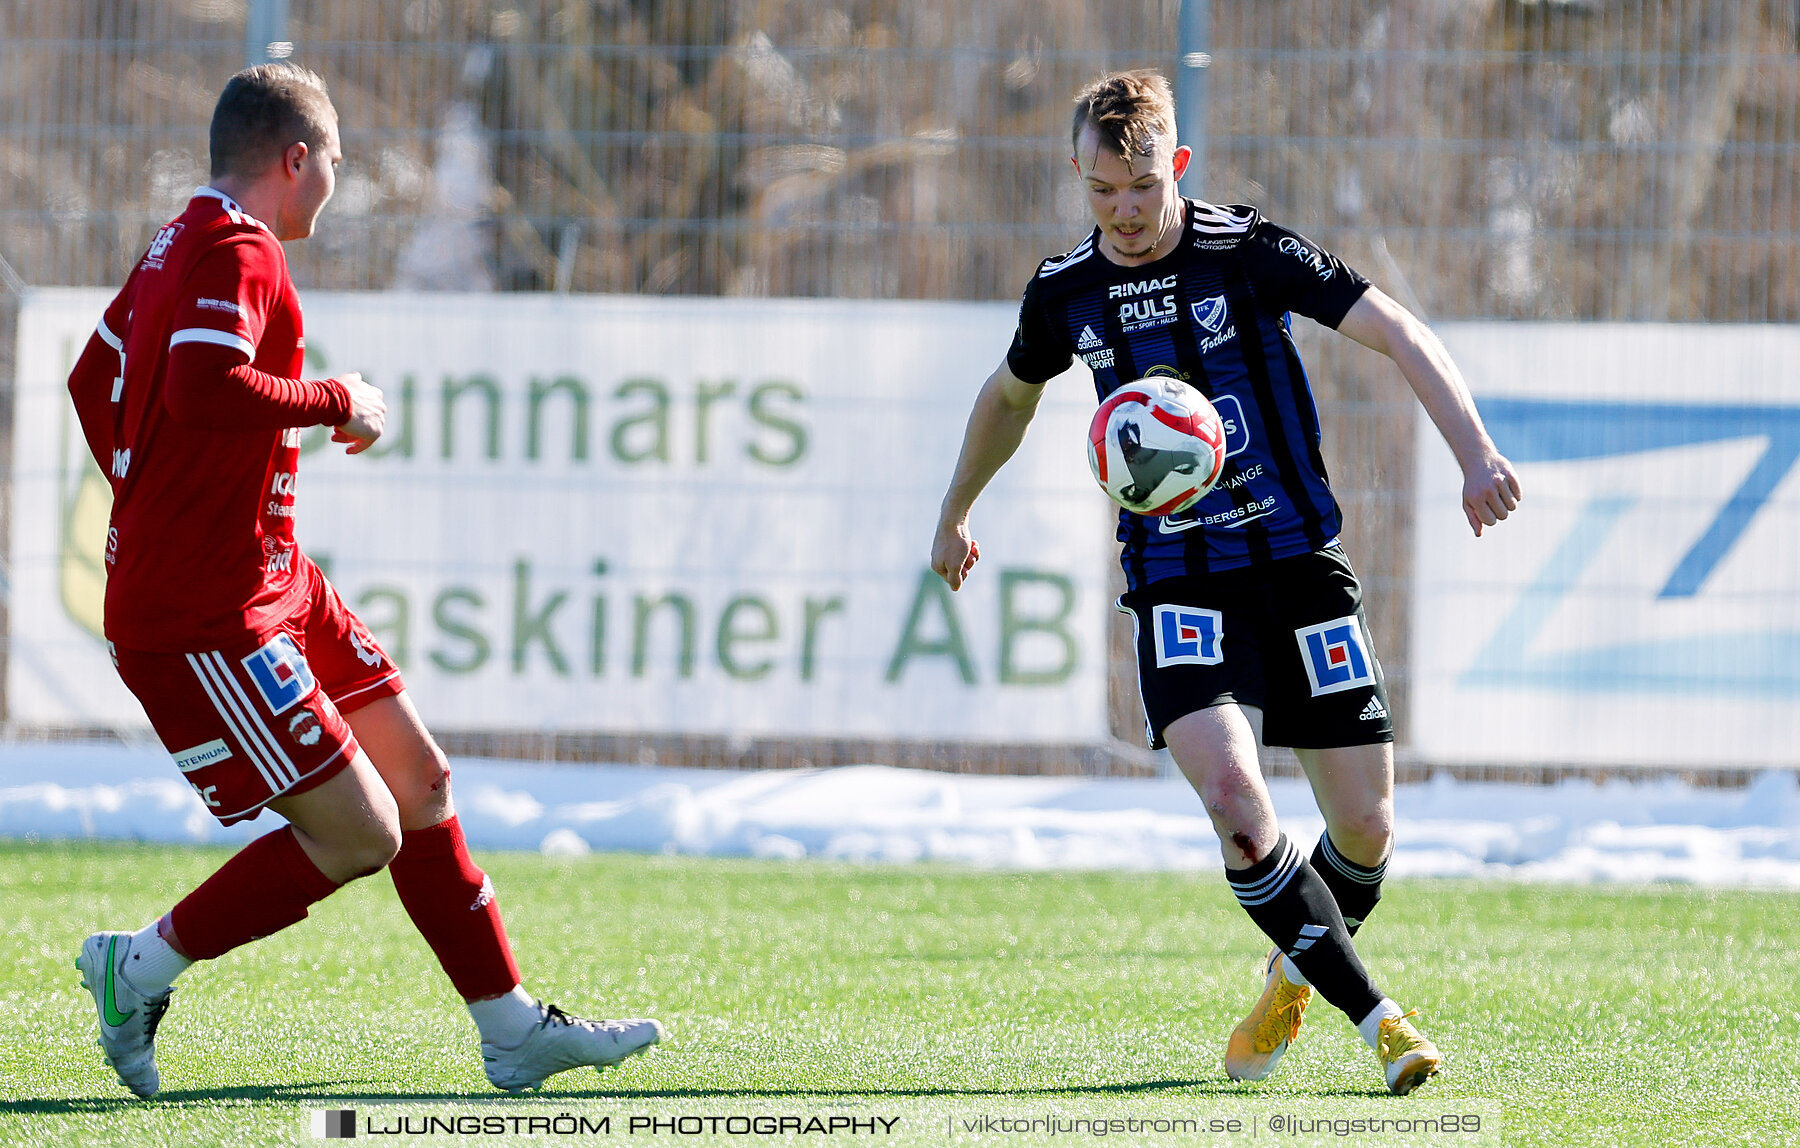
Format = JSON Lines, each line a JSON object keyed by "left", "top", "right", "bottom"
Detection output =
{"left": 1086, "top": 378, "right": 1227, "bottom": 516}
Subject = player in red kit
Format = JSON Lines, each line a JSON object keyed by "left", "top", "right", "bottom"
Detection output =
{"left": 67, "top": 62, "right": 662, "bottom": 1097}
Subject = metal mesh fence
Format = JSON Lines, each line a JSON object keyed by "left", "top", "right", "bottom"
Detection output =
{"left": 3, "top": 0, "right": 1798, "bottom": 771}
{"left": 6, "top": 1, "right": 1798, "bottom": 314}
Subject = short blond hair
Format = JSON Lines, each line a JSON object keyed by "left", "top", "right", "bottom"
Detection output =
{"left": 1071, "top": 70, "right": 1177, "bottom": 160}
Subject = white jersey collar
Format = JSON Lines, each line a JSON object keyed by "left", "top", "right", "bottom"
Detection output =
{"left": 192, "top": 185, "right": 269, "bottom": 230}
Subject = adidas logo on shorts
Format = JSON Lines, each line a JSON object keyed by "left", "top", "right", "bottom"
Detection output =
{"left": 1359, "top": 696, "right": 1388, "bottom": 721}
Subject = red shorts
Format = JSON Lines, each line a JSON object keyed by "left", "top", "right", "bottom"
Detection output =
{"left": 111, "top": 560, "right": 404, "bottom": 825}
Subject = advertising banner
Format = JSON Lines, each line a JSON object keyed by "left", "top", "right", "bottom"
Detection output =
{"left": 1414, "top": 323, "right": 1800, "bottom": 767}
{"left": 13, "top": 290, "right": 1114, "bottom": 744}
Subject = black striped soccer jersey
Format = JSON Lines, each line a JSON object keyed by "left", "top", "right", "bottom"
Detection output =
{"left": 1007, "top": 199, "right": 1371, "bottom": 590}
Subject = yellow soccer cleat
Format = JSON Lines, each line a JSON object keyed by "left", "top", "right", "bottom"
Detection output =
{"left": 1225, "top": 948, "right": 1312, "bottom": 1082}
{"left": 1376, "top": 1009, "right": 1443, "bottom": 1095}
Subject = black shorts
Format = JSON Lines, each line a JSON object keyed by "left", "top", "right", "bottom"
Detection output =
{"left": 1116, "top": 546, "right": 1394, "bottom": 751}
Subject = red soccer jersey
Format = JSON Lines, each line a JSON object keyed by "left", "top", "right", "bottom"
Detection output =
{"left": 67, "top": 188, "right": 351, "bottom": 651}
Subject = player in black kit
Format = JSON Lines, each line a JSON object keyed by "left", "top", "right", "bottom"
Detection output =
{"left": 929, "top": 70, "right": 1520, "bottom": 1095}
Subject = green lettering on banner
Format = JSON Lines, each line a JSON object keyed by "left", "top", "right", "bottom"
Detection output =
{"left": 442, "top": 373, "right": 502, "bottom": 460}
{"left": 694, "top": 380, "right": 736, "bottom": 464}
{"left": 611, "top": 378, "right": 670, "bottom": 463}
{"left": 527, "top": 375, "right": 589, "bottom": 461}
{"left": 356, "top": 585, "right": 411, "bottom": 669}
{"left": 634, "top": 593, "right": 696, "bottom": 678}
{"left": 590, "top": 559, "right": 609, "bottom": 676}
{"left": 885, "top": 569, "right": 975, "bottom": 684}
{"left": 512, "top": 559, "right": 569, "bottom": 675}
{"left": 746, "top": 381, "right": 807, "bottom": 466}
{"left": 801, "top": 596, "right": 845, "bottom": 682}
{"left": 366, "top": 375, "right": 416, "bottom": 459}
{"left": 716, "top": 595, "right": 778, "bottom": 680}
{"left": 430, "top": 587, "right": 489, "bottom": 673}
{"left": 998, "top": 569, "right": 1078, "bottom": 685}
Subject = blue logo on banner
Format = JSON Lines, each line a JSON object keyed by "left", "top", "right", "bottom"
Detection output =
{"left": 1296, "top": 617, "right": 1374, "bottom": 695}
{"left": 1466, "top": 398, "right": 1800, "bottom": 696}
{"left": 1153, "top": 604, "right": 1223, "bottom": 667}
{"left": 241, "top": 633, "right": 316, "bottom": 716}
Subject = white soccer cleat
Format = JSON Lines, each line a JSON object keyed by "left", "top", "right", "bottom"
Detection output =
{"left": 76, "top": 931, "right": 174, "bottom": 1098}
{"left": 482, "top": 1002, "right": 663, "bottom": 1091}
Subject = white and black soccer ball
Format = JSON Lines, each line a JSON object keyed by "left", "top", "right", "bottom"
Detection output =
{"left": 1086, "top": 378, "right": 1227, "bottom": 516}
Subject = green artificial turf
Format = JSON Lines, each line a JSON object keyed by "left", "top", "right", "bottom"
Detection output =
{"left": 2, "top": 840, "right": 1798, "bottom": 1145}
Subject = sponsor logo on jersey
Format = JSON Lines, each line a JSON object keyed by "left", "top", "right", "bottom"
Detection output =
{"left": 1278, "top": 236, "right": 1334, "bottom": 280}
{"left": 141, "top": 222, "right": 184, "bottom": 270}
{"left": 1213, "top": 394, "right": 1250, "bottom": 457}
{"left": 110, "top": 448, "right": 131, "bottom": 478}
{"left": 1295, "top": 615, "right": 1377, "bottom": 696}
{"left": 1152, "top": 604, "right": 1224, "bottom": 667}
{"left": 195, "top": 297, "right": 242, "bottom": 316}
{"left": 1215, "top": 462, "right": 1265, "bottom": 491}
{"left": 241, "top": 632, "right": 316, "bottom": 716}
{"left": 349, "top": 630, "right": 383, "bottom": 667}
{"left": 1107, "top": 274, "right": 1178, "bottom": 299}
{"left": 1082, "top": 348, "right": 1116, "bottom": 369}
{"left": 270, "top": 472, "right": 298, "bottom": 496}
{"left": 281, "top": 427, "right": 303, "bottom": 448}
{"left": 1120, "top": 293, "right": 1180, "bottom": 332}
{"left": 1075, "top": 325, "right": 1106, "bottom": 350}
{"left": 1197, "top": 494, "right": 1280, "bottom": 529}
{"left": 288, "top": 708, "right": 324, "bottom": 747}
{"left": 172, "top": 738, "right": 233, "bottom": 773}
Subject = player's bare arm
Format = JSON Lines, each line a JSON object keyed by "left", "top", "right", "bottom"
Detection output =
{"left": 1337, "top": 287, "right": 1522, "bottom": 536}
{"left": 931, "top": 360, "right": 1045, "bottom": 590}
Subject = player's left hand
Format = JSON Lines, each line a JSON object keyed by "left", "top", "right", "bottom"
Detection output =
{"left": 1463, "top": 451, "right": 1521, "bottom": 536}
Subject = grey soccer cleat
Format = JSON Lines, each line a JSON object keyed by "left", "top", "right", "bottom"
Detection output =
{"left": 482, "top": 1002, "right": 663, "bottom": 1091}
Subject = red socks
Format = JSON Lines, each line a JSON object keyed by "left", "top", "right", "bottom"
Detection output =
{"left": 163, "top": 814, "right": 521, "bottom": 1002}
{"left": 387, "top": 814, "right": 523, "bottom": 1000}
{"left": 169, "top": 825, "right": 340, "bottom": 960}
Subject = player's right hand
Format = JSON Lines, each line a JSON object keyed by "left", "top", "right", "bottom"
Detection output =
{"left": 332, "top": 372, "right": 386, "bottom": 455}
{"left": 930, "top": 521, "right": 980, "bottom": 591}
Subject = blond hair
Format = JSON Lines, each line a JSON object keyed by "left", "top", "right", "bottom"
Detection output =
{"left": 1070, "top": 69, "right": 1177, "bottom": 160}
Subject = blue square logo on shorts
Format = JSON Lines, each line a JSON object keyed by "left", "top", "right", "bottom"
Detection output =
{"left": 1153, "top": 604, "right": 1224, "bottom": 667}
{"left": 241, "top": 633, "right": 317, "bottom": 716}
{"left": 1295, "top": 616, "right": 1375, "bottom": 696}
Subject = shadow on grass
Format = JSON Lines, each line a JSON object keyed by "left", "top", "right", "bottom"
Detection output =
{"left": 0, "top": 1076, "right": 1398, "bottom": 1113}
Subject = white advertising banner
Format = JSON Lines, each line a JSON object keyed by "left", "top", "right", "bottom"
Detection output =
{"left": 13, "top": 289, "right": 1114, "bottom": 743}
{"left": 1414, "top": 322, "right": 1800, "bottom": 767}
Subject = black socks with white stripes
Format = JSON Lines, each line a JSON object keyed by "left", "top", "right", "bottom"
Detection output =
{"left": 1225, "top": 832, "right": 1385, "bottom": 1022}
{"left": 1311, "top": 832, "right": 1386, "bottom": 936}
